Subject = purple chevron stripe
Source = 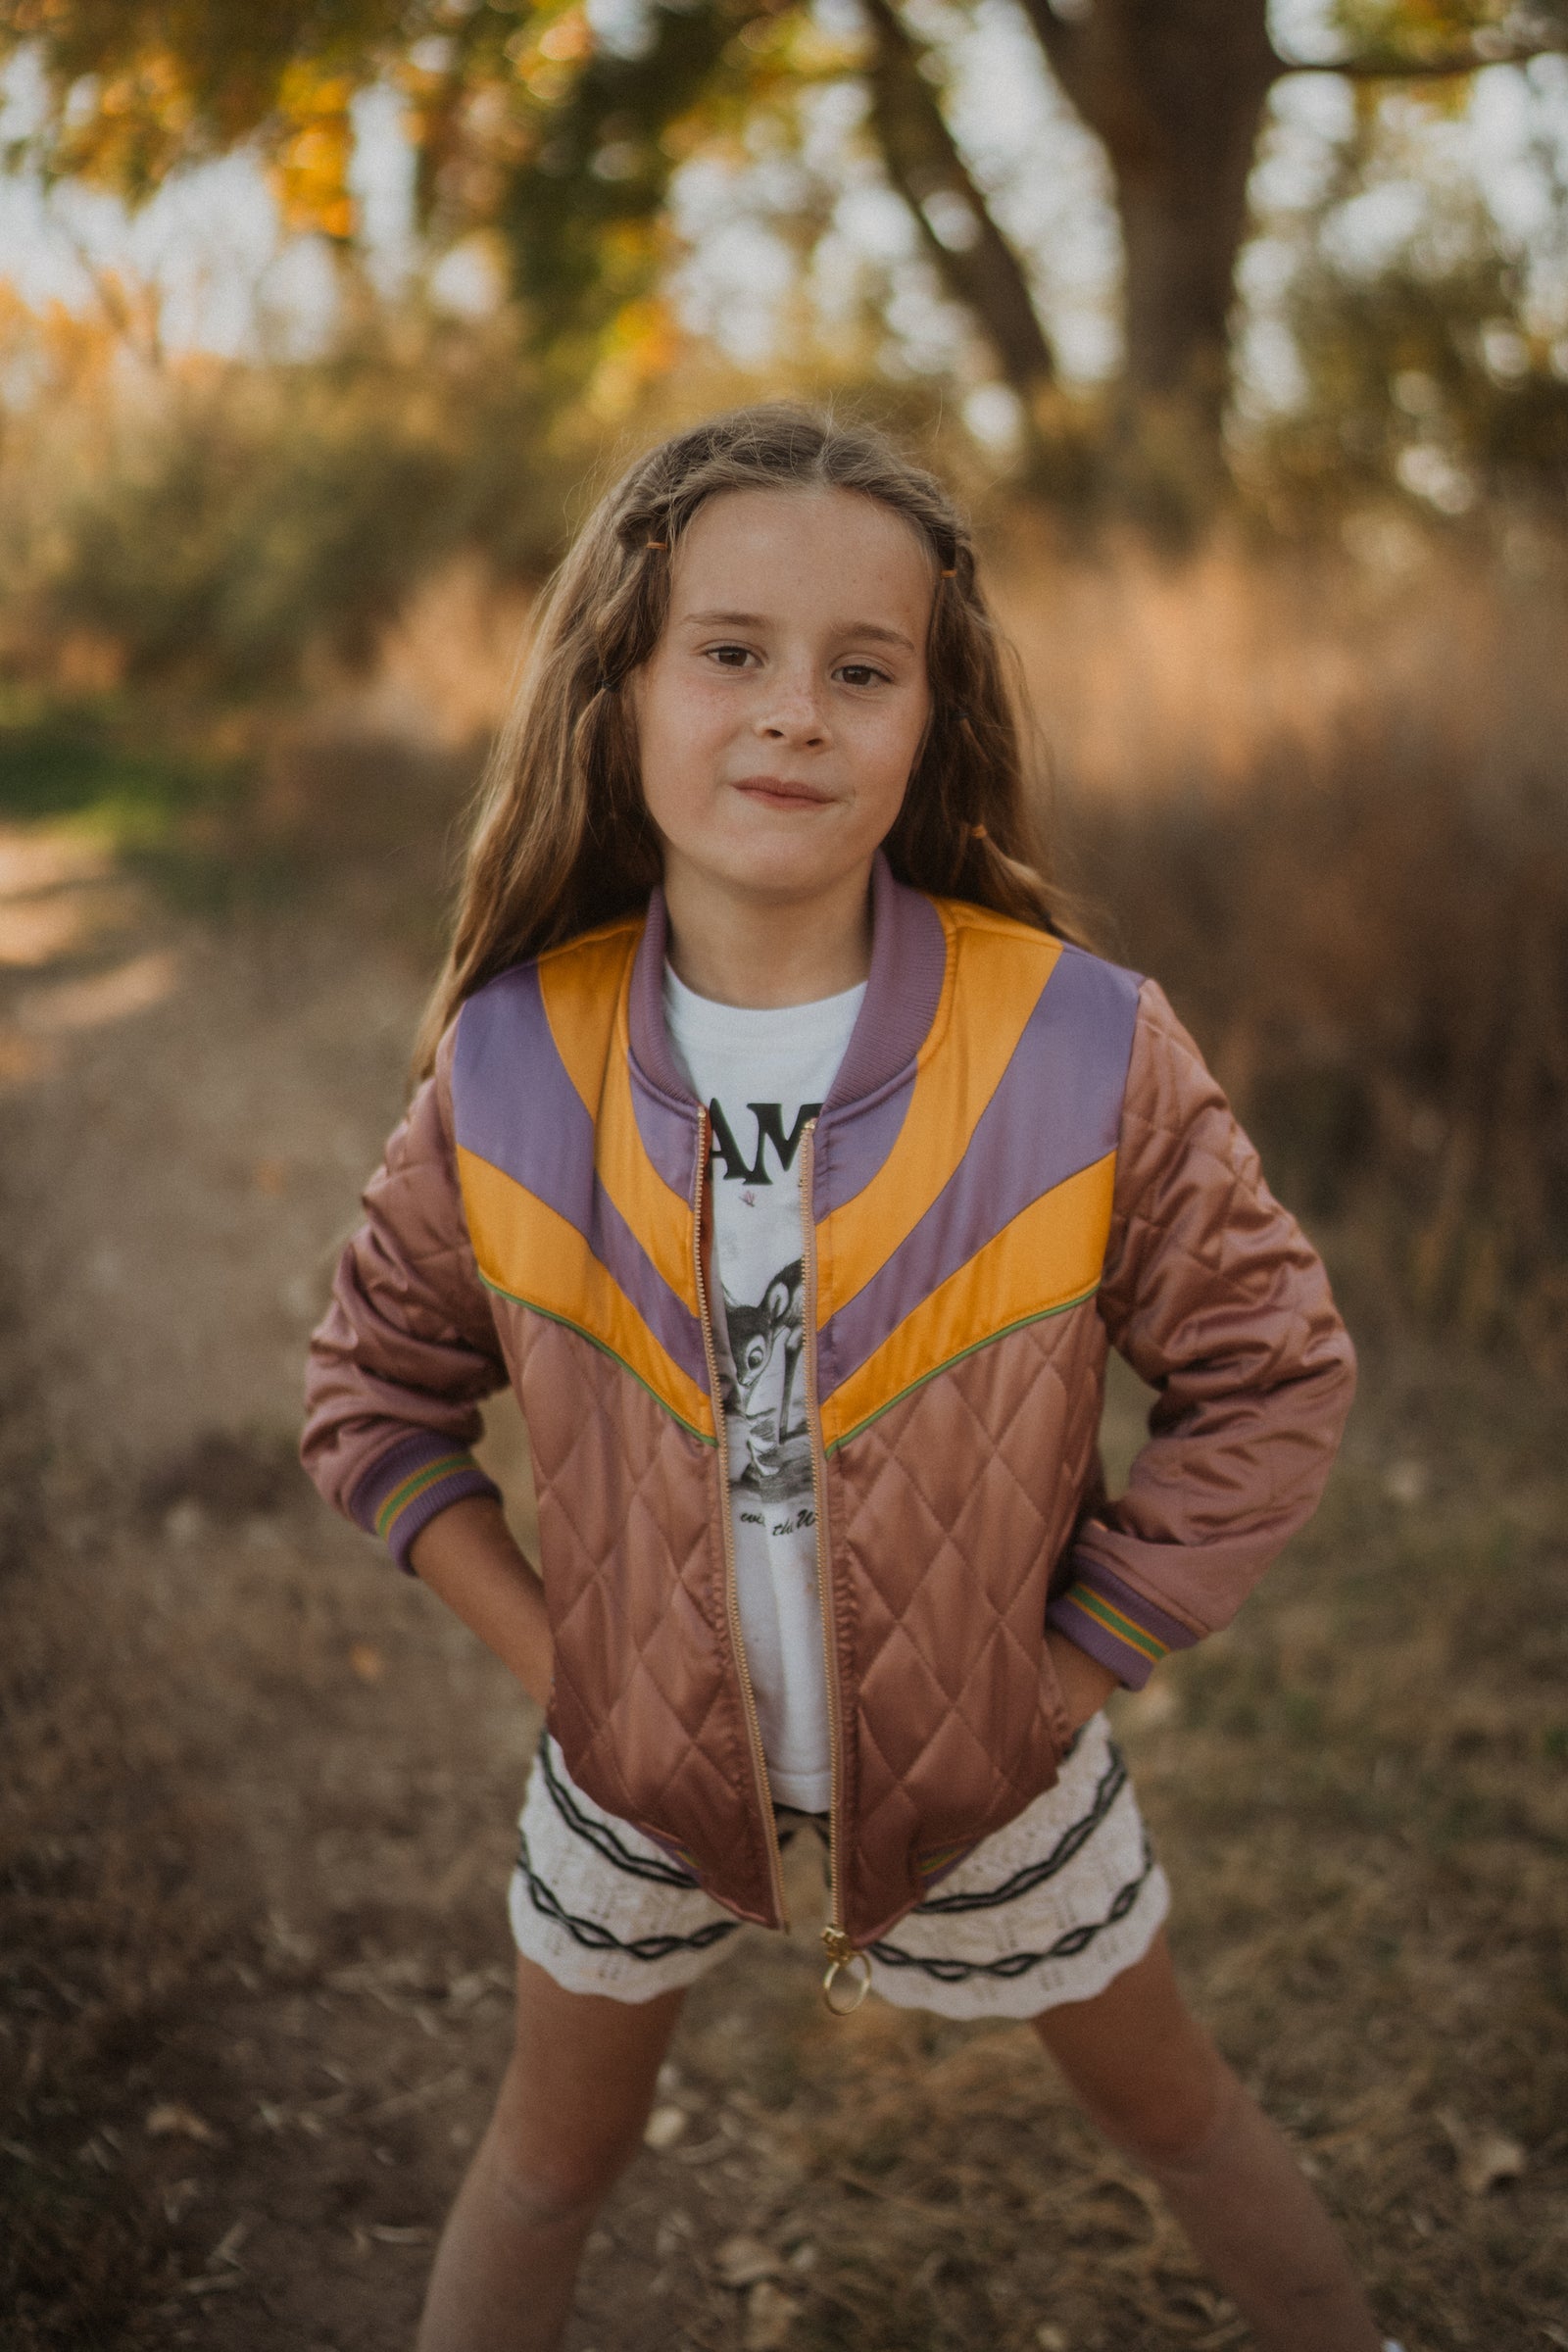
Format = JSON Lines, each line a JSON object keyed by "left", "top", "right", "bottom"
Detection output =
{"left": 822, "top": 857, "right": 947, "bottom": 1115}
{"left": 455, "top": 962, "right": 594, "bottom": 1193}
{"left": 630, "top": 1063, "right": 702, "bottom": 1202}
{"left": 454, "top": 965, "right": 708, "bottom": 1386}
{"left": 816, "top": 948, "right": 1141, "bottom": 1395}
{"left": 625, "top": 894, "right": 706, "bottom": 1195}
{"left": 812, "top": 1067, "right": 919, "bottom": 1216}
{"left": 626, "top": 887, "right": 690, "bottom": 1106}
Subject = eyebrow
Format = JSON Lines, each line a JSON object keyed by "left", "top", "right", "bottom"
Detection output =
{"left": 680, "top": 608, "right": 918, "bottom": 655}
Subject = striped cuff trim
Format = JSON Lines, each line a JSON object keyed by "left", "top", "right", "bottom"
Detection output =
{"left": 1048, "top": 1564, "right": 1199, "bottom": 1692}
{"left": 351, "top": 1436, "right": 501, "bottom": 1573}
{"left": 373, "top": 1452, "right": 474, "bottom": 1539}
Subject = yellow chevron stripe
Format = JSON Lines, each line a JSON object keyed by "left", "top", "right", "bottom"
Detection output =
{"left": 531, "top": 917, "right": 643, "bottom": 1118}
{"left": 538, "top": 919, "right": 700, "bottom": 1312}
{"left": 815, "top": 903, "right": 1061, "bottom": 1325}
{"left": 820, "top": 1152, "right": 1115, "bottom": 1450}
{"left": 457, "top": 1147, "right": 714, "bottom": 1441}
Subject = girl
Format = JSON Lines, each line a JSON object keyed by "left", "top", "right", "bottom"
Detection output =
{"left": 303, "top": 407, "right": 1392, "bottom": 2352}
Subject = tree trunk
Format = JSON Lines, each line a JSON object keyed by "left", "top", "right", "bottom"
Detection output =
{"left": 1020, "top": 0, "right": 1277, "bottom": 437}
{"left": 862, "top": 0, "right": 1055, "bottom": 392}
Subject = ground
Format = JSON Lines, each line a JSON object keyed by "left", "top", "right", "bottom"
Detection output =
{"left": 1, "top": 747, "right": 1565, "bottom": 2352}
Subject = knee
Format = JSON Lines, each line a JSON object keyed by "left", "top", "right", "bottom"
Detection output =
{"left": 480, "top": 2131, "right": 628, "bottom": 2233}
{"left": 1078, "top": 2043, "right": 1240, "bottom": 2177}
{"left": 480, "top": 2075, "right": 641, "bottom": 2231}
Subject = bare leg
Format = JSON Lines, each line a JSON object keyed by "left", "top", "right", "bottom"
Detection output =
{"left": 416, "top": 1955, "right": 686, "bottom": 2352}
{"left": 1033, "top": 1930, "right": 1380, "bottom": 2352}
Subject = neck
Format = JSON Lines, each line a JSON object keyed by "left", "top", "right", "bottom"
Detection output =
{"left": 662, "top": 860, "right": 874, "bottom": 1007}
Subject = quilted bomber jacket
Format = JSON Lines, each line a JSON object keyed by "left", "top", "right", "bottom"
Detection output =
{"left": 301, "top": 855, "right": 1355, "bottom": 1958}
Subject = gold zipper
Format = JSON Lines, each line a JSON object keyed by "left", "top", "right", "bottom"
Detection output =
{"left": 801, "top": 1121, "right": 871, "bottom": 2018}
{"left": 692, "top": 1108, "right": 788, "bottom": 1931}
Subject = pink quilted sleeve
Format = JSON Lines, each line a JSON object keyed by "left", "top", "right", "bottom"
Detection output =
{"left": 301, "top": 1026, "right": 507, "bottom": 1568}
{"left": 1046, "top": 979, "right": 1356, "bottom": 1687}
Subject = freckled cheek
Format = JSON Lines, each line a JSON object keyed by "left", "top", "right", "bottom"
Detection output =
{"left": 847, "top": 712, "right": 924, "bottom": 811}
{"left": 651, "top": 681, "right": 746, "bottom": 765}
{"left": 638, "top": 689, "right": 736, "bottom": 803}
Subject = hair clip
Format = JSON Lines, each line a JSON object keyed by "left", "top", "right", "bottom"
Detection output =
{"left": 940, "top": 565, "right": 956, "bottom": 578}
{"left": 968, "top": 822, "right": 988, "bottom": 841}
{"left": 646, "top": 538, "right": 668, "bottom": 551}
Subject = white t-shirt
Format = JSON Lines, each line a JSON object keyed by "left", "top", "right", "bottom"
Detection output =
{"left": 663, "top": 964, "right": 865, "bottom": 1812}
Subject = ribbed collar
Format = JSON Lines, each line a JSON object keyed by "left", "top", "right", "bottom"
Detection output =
{"left": 627, "top": 851, "right": 948, "bottom": 1112}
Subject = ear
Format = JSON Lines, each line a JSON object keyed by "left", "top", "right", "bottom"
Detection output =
{"left": 764, "top": 1274, "right": 795, "bottom": 1321}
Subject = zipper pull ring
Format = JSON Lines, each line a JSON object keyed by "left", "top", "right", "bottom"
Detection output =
{"left": 820, "top": 1926, "right": 871, "bottom": 2017}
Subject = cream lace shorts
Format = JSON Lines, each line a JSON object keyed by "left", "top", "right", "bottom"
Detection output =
{"left": 508, "top": 1711, "right": 1168, "bottom": 2023}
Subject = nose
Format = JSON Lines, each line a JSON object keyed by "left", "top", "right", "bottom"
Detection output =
{"left": 756, "top": 663, "right": 828, "bottom": 747}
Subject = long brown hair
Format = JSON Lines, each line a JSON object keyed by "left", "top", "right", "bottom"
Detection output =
{"left": 415, "top": 403, "right": 1080, "bottom": 1076}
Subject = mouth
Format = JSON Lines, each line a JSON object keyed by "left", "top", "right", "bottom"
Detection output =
{"left": 730, "top": 775, "right": 835, "bottom": 811}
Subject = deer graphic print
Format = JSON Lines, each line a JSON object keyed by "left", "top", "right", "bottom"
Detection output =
{"left": 719, "top": 1258, "right": 811, "bottom": 1504}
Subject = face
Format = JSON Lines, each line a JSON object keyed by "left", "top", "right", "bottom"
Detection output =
{"left": 629, "top": 486, "right": 934, "bottom": 922}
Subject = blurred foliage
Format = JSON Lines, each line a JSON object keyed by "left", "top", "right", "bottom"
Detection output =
{"left": 1274, "top": 230, "right": 1568, "bottom": 519}
{"left": 5, "top": 0, "right": 1566, "bottom": 477}
{"left": 1075, "top": 746, "right": 1568, "bottom": 1366}
{"left": 0, "top": 286, "right": 583, "bottom": 694}
{"left": 0, "top": 262, "right": 979, "bottom": 699}
{"left": 0, "top": 683, "right": 298, "bottom": 910}
{"left": 1323, "top": 0, "right": 1568, "bottom": 66}
{"left": 0, "top": 0, "right": 397, "bottom": 215}
{"left": 0, "top": 0, "right": 847, "bottom": 416}
{"left": 1247, "top": 75, "right": 1568, "bottom": 523}
{"left": 0, "top": 686, "right": 236, "bottom": 826}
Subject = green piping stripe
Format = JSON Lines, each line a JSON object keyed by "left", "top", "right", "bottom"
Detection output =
{"left": 477, "top": 1272, "right": 716, "bottom": 1446}
{"left": 1065, "top": 1588, "right": 1168, "bottom": 1664}
{"left": 375, "top": 1454, "right": 475, "bottom": 1538}
{"left": 915, "top": 1840, "right": 976, "bottom": 1878}
{"left": 822, "top": 1285, "right": 1100, "bottom": 1455}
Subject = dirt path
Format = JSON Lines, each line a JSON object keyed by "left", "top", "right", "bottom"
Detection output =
{"left": 3, "top": 779, "right": 1565, "bottom": 2352}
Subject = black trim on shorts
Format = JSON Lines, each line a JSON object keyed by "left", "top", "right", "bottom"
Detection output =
{"left": 514, "top": 1829, "right": 743, "bottom": 1962}
{"left": 867, "top": 1832, "right": 1157, "bottom": 1985}
{"left": 912, "top": 1740, "right": 1129, "bottom": 1917}
{"left": 538, "top": 1735, "right": 702, "bottom": 1890}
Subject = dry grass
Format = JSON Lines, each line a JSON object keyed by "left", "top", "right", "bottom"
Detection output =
{"left": 992, "top": 527, "right": 1568, "bottom": 1359}
{"left": 4, "top": 1332, "right": 1563, "bottom": 2352}
{"left": 1070, "top": 749, "right": 1568, "bottom": 1363}
{"left": 987, "top": 522, "right": 1568, "bottom": 810}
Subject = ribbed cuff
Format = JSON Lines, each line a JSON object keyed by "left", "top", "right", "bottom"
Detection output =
{"left": 1046, "top": 1559, "right": 1199, "bottom": 1691}
{"left": 351, "top": 1434, "right": 501, "bottom": 1573}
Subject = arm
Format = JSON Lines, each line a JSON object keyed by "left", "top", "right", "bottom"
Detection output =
{"left": 302, "top": 1025, "right": 508, "bottom": 1568}
{"left": 409, "top": 1495, "right": 554, "bottom": 1709}
{"left": 1047, "top": 980, "right": 1356, "bottom": 1690}
{"left": 1047, "top": 1628, "right": 1119, "bottom": 1730}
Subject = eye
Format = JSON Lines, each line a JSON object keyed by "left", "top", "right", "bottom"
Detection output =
{"left": 836, "top": 662, "right": 892, "bottom": 689}
{"left": 705, "top": 642, "right": 756, "bottom": 669}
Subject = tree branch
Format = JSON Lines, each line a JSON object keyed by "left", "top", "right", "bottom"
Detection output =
{"left": 1268, "top": 36, "right": 1568, "bottom": 81}
{"left": 1012, "top": 0, "right": 1092, "bottom": 116}
{"left": 860, "top": 0, "right": 1054, "bottom": 390}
